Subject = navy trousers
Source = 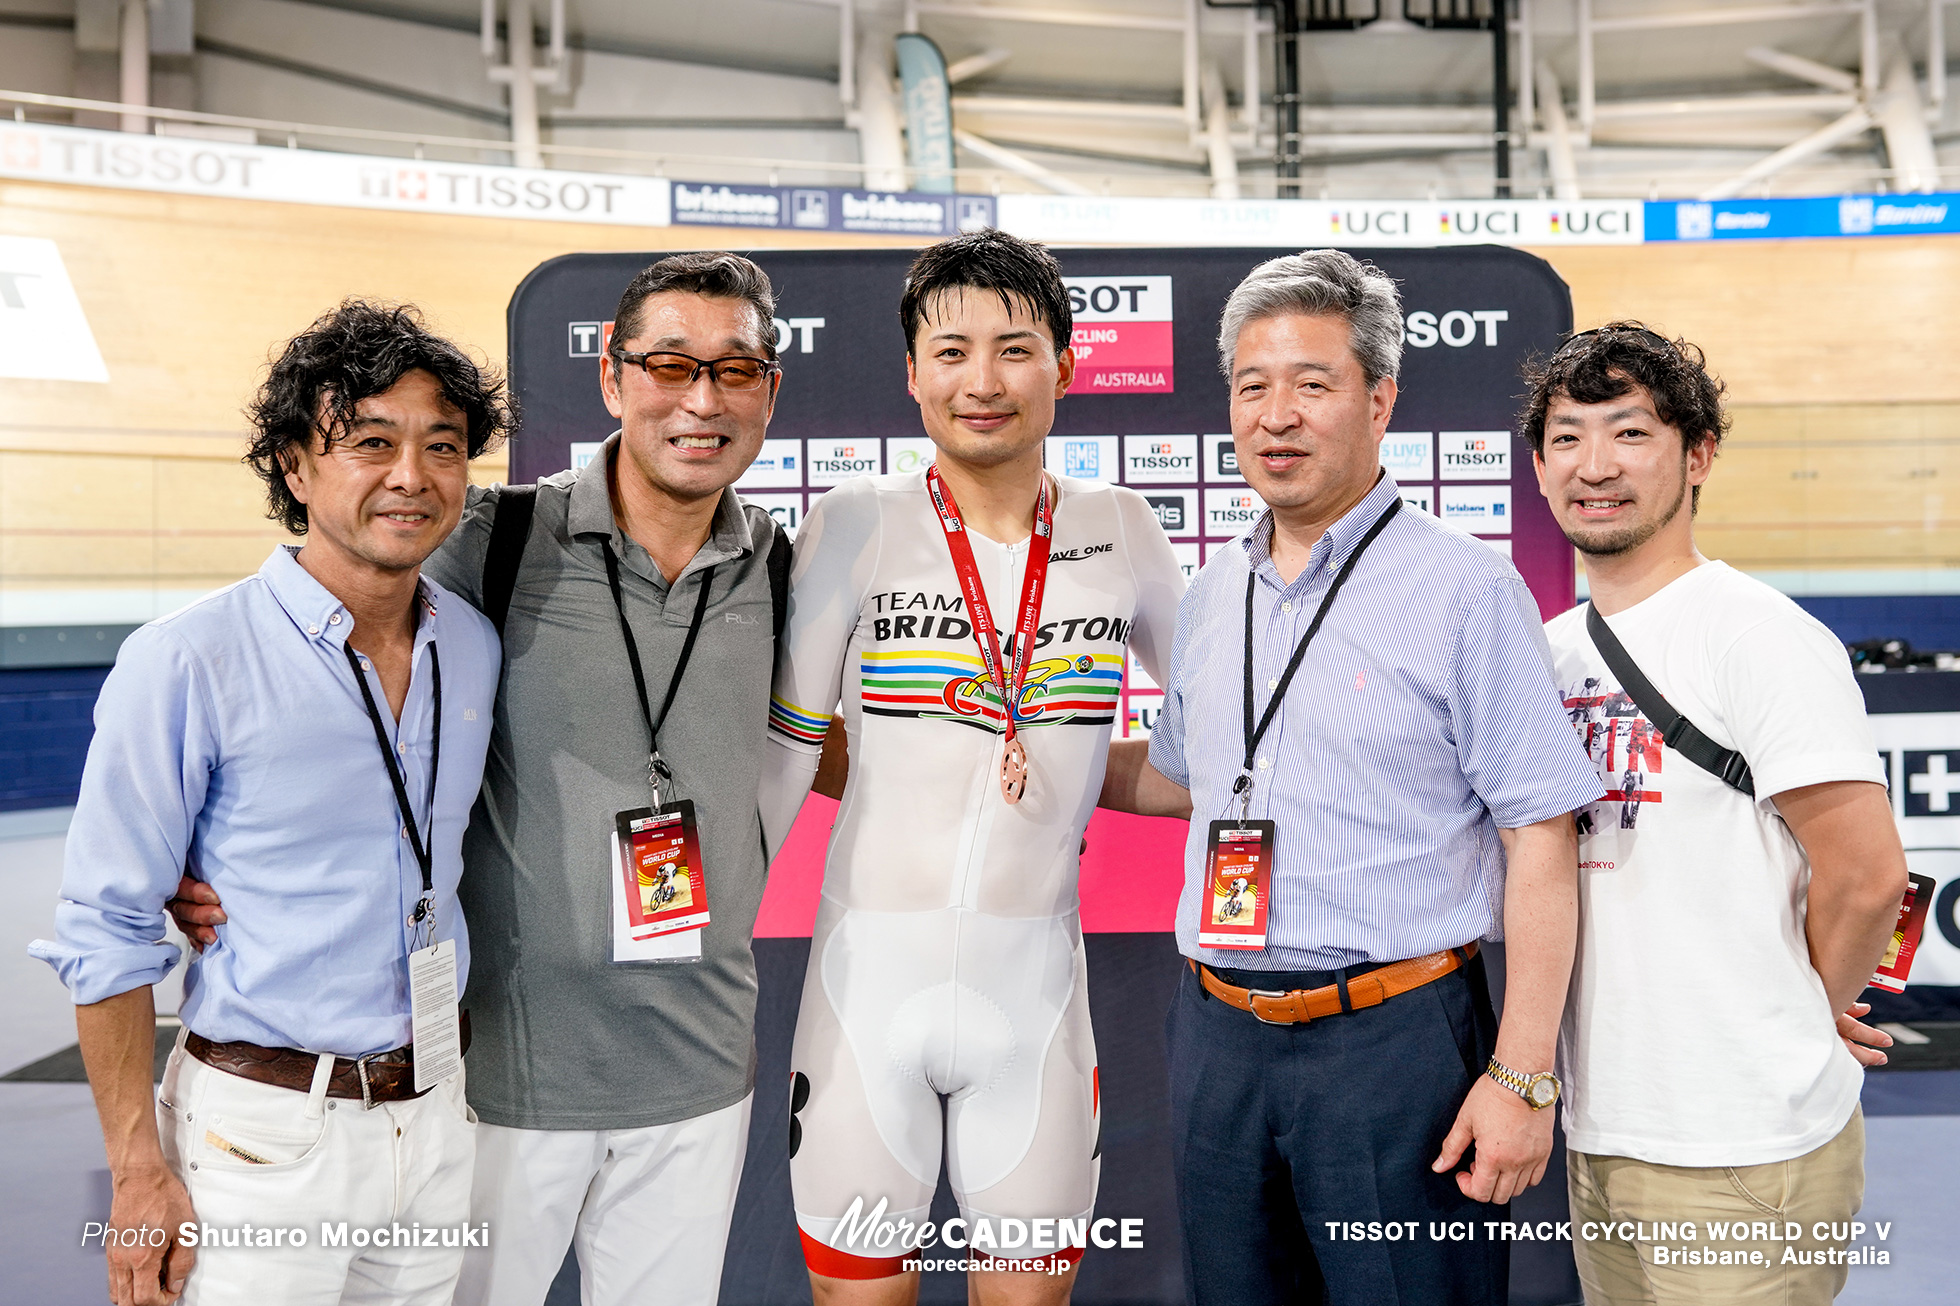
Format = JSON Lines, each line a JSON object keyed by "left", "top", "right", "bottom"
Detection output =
{"left": 1165, "top": 954, "right": 1509, "bottom": 1306}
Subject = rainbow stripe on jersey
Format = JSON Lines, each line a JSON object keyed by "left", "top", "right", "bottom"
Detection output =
{"left": 768, "top": 695, "right": 832, "bottom": 746}
{"left": 859, "top": 648, "right": 1123, "bottom": 733}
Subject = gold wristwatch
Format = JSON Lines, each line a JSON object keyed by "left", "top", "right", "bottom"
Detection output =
{"left": 1486, "top": 1056, "right": 1561, "bottom": 1110}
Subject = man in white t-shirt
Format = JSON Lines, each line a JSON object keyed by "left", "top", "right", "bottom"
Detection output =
{"left": 1526, "top": 323, "right": 1910, "bottom": 1305}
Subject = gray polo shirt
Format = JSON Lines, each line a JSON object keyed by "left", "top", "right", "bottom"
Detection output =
{"left": 423, "top": 433, "right": 780, "bottom": 1130}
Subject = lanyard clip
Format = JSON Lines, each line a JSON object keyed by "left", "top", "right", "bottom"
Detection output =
{"left": 1233, "top": 770, "right": 1253, "bottom": 821}
{"left": 409, "top": 894, "right": 436, "bottom": 949}
{"left": 649, "top": 751, "right": 671, "bottom": 805}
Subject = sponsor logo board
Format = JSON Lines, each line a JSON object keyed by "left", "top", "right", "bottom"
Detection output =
{"left": 1203, "top": 433, "right": 1243, "bottom": 483}
{"left": 1440, "top": 486, "right": 1511, "bottom": 534}
{"left": 742, "top": 492, "right": 805, "bottom": 537}
{"left": 886, "top": 437, "right": 936, "bottom": 475}
{"left": 1381, "top": 431, "right": 1433, "bottom": 481}
{"left": 737, "top": 439, "right": 804, "bottom": 489}
{"left": 1122, "top": 434, "right": 1199, "bottom": 483}
{"left": 1066, "top": 276, "right": 1173, "bottom": 394}
{"left": 1204, "top": 487, "right": 1268, "bottom": 533}
{"left": 1045, "top": 435, "right": 1118, "bottom": 482}
{"left": 1143, "top": 489, "right": 1198, "bottom": 538}
{"left": 1438, "top": 430, "right": 1511, "bottom": 480}
{"left": 807, "top": 437, "right": 883, "bottom": 486}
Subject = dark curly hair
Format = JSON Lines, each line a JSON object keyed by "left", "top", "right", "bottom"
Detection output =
{"left": 900, "top": 229, "right": 1072, "bottom": 357}
{"left": 244, "top": 300, "right": 516, "bottom": 534}
{"left": 1519, "top": 321, "right": 1729, "bottom": 513}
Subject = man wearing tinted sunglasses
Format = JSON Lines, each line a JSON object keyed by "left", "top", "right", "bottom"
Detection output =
{"left": 171, "top": 253, "right": 794, "bottom": 1306}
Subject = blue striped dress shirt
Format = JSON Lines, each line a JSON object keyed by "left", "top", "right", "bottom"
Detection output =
{"left": 1148, "top": 473, "right": 1604, "bottom": 971}
{"left": 30, "top": 546, "right": 500, "bottom": 1058}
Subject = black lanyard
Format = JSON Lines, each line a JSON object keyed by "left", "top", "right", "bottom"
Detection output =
{"left": 1237, "top": 500, "right": 1400, "bottom": 808}
{"left": 345, "top": 640, "right": 443, "bottom": 906}
{"left": 602, "top": 540, "right": 715, "bottom": 802}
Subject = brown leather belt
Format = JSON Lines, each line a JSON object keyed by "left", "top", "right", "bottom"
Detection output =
{"left": 185, "top": 1011, "right": 470, "bottom": 1108}
{"left": 1195, "top": 942, "right": 1477, "bottom": 1025}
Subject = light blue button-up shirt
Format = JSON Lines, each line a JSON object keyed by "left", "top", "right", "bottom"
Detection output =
{"left": 30, "top": 547, "right": 499, "bottom": 1057}
{"left": 1149, "top": 473, "right": 1604, "bottom": 971}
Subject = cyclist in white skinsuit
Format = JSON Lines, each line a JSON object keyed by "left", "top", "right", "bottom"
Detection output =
{"left": 758, "top": 231, "right": 1185, "bottom": 1294}
{"left": 764, "top": 468, "right": 1182, "bottom": 1280}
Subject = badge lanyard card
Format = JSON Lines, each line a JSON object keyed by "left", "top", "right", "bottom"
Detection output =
{"left": 1870, "top": 872, "right": 1938, "bottom": 994}
{"left": 1202, "top": 501, "right": 1399, "bottom": 955}
{"left": 925, "top": 465, "right": 1051, "bottom": 805}
{"left": 604, "top": 543, "right": 714, "bottom": 964}
{"left": 346, "top": 640, "right": 462, "bottom": 1093}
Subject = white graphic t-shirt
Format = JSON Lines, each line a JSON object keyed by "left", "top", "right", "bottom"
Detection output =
{"left": 1545, "top": 562, "right": 1884, "bottom": 1167}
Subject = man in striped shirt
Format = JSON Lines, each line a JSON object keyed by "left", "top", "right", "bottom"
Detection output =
{"left": 1104, "top": 250, "right": 1604, "bottom": 1305}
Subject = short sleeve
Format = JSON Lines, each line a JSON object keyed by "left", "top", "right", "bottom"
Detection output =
{"left": 1116, "top": 489, "right": 1187, "bottom": 687}
{"left": 1146, "top": 586, "right": 1198, "bottom": 790}
{"left": 1715, "top": 613, "right": 1883, "bottom": 802}
{"left": 421, "top": 483, "right": 500, "bottom": 609}
{"left": 1449, "top": 578, "right": 1606, "bottom": 828}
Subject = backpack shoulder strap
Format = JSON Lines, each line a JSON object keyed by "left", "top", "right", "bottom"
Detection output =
{"left": 767, "top": 517, "right": 793, "bottom": 642}
{"left": 1586, "top": 601, "right": 1754, "bottom": 796}
{"left": 480, "top": 484, "right": 538, "bottom": 636}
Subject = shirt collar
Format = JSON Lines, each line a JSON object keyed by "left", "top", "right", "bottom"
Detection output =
{"left": 1242, "top": 469, "right": 1403, "bottom": 587}
{"left": 568, "top": 430, "right": 758, "bottom": 562}
{"left": 262, "top": 545, "right": 439, "bottom": 650}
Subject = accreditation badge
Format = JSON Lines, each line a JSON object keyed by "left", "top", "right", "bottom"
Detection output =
{"left": 1197, "top": 819, "right": 1274, "bottom": 951}
{"left": 609, "top": 803, "right": 708, "bottom": 964}
{"left": 1870, "top": 872, "right": 1937, "bottom": 994}
{"left": 407, "top": 938, "right": 462, "bottom": 1091}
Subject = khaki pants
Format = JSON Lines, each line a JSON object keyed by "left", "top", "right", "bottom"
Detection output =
{"left": 1567, "top": 1107, "right": 1865, "bottom": 1306}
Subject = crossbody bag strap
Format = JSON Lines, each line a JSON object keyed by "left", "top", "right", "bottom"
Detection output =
{"left": 1585, "top": 601, "right": 1755, "bottom": 797}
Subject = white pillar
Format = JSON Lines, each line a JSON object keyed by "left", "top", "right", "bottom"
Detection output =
{"left": 855, "top": 15, "right": 907, "bottom": 192}
{"left": 506, "top": 0, "right": 542, "bottom": 169}
{"left": 1534, "top": 60, "right": 1580, "bottom": 200}
{"left": 1202, "top": 62, "right": 1240, "bottom": 200}
{"left": 119, "top": 0, "right": 149, "bottom": 134}
{"left": 1877, "top": 47, "right": 1939, "bottom": 191}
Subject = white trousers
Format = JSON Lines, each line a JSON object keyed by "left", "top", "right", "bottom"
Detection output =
{"left": 157, "top": 1040, "right": 477, "bottom": 1306}
{"left": 456, "top": 1093, "right": 753, "bottom": 1306}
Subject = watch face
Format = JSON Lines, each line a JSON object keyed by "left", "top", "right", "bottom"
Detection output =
{"left": 1529, "top": 1077, "right": 1559, "bottom": 1108}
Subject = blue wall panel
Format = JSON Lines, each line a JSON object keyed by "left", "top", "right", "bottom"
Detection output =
{"left": 0, "top": 667, "right": 109, "bottom": 812}
{"left": 1793, "top": 596, "right": 1960, "bottom": 655}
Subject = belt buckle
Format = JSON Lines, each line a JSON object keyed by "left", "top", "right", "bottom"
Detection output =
{"left": 1246, "top": 987, "right": 1305, "bottom": 1026}
{"left": 356, "top": 1055, "right": 376, "bottom": 1110}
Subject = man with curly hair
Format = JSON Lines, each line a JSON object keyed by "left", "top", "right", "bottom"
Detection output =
{"left": 1527, "top": 323, "right": 1908, "bottom": 1305}
{"left": 31, "top": 300, "right": 511, "bottom": 1306}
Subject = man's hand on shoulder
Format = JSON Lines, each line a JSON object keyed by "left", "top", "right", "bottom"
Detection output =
{"left": 106, "top": 1163, "right": 197, "bottom": 1306}
{"left": 1431, "top": 1074, "right": 1554, "bottom": 1206}
{"left": 166, "top": 877, "right": 223, "bottom": 951}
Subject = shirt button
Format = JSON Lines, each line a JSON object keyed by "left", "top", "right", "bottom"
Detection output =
{"left": 1257, "top": 757, "right": 1272, "bottom": 769}
{"left": 401, "top": 825, "right": 409, "bottom": 839}
{"left": 397, "top": 741, "right": 407, "bottom": 755}
{"left": 1281, "top": 602, "right": 1293, "bottom": 613}
{"left": 308, "top": 626, "right": 319, "bottom": 635}
{"left": 329, "top": 613, "right": 342, "bottom": 625}
{"left": 1267, "top": 678, "right": 1278, "bottom": 690}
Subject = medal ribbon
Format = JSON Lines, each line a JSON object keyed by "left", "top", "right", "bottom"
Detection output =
{"left": 924, "top": 465, "right": 1053, "bottom": 749}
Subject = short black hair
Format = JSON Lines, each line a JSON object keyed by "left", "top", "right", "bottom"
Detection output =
{"left": 612, "top": 251, "right": 778, "bottom": 370}
{"left": 900, "top": 230, "right": 1072, "bottom": 357}
{"left": 1520, "top": 321, "right": 1729, "bottom": 511}
{"left": 244, "top": 300, "right": 515, "bottom": 535}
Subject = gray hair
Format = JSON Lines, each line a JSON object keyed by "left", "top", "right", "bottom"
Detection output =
{"left": 1216, "top": 249, "right": 1404, "bottom": 387}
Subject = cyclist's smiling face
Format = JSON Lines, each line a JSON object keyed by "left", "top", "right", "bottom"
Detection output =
{"left": 600, "top": 291, "right": 778, "bottom": 505}
{"left": 907, "top": 287, "right": 1074, "bottom": 472}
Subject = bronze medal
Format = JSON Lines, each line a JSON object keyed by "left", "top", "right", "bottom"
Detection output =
{"left": 1000, "top": 736, "right": 1029, "bottom": 804}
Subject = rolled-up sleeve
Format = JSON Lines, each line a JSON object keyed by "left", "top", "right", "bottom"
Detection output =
{"left": 1449, "top": 578, "right": 1605, "bottom": 828}
{"left": 28, "top": 625, "right": 217, "bottom": 1003}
